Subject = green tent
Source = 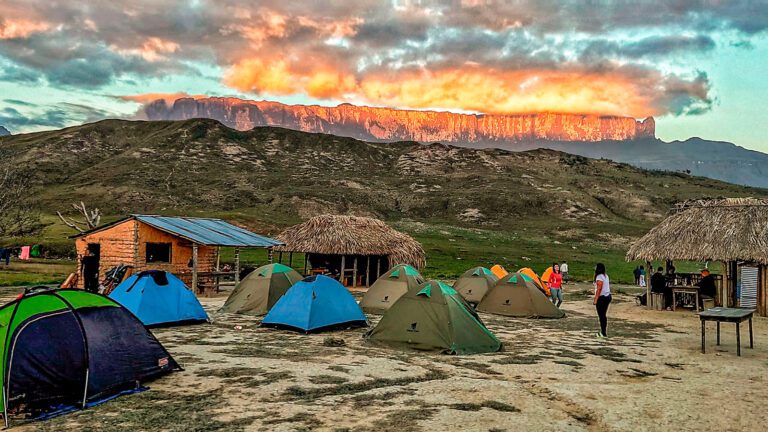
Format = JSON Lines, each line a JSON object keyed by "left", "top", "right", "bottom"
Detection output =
{"left": 365, "top": 280, "right": 502, "bottom": 354}
{"left": 478, "top": 272, "right": 565, "bottom": 318}
{"left": 220, "top": 263, "right": 303, "bottom": 315}
{"left": 360, "top": 264, "right": 424, "bottom": 314}
{"left": 453, "top": 266, "right": 498, "bottom": 304}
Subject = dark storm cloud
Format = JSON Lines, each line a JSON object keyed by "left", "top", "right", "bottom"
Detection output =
{"left": 0, "top": 103, "right": 113, "bottom": 130}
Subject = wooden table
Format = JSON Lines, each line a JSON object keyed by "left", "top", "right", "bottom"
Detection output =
{"left": 698, "top": 307, "right": 755, "bottom": 356}
{"left": 671, "top": 285, "right": 700, "bottom": 312}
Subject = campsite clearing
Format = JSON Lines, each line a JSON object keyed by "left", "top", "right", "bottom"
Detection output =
{"left": 11, "top": 283, "right": 768, "bottom": 432}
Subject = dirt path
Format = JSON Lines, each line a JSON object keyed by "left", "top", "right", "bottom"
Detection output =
{"left": 7, "top": 283, "right": 767, "bottom": 432}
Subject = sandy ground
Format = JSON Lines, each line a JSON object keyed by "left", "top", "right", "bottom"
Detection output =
{"left": 8, "top": 283, "right": 768, "bottom": 432}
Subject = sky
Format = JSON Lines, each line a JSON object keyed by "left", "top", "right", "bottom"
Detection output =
{"left": 0, "top": 0, "right": 767, "bottom": 151}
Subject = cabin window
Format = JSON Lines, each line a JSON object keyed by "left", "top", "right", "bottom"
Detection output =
{"left": 146, "top": 243, "right": 172, "bottom": 263}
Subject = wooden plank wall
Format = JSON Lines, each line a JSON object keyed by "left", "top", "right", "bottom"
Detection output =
{"left": 75, "top": 220, "right": 218, "bottom": 293}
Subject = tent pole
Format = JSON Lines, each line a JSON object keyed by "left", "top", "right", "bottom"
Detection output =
{"left": 366, "top": 255, "right": 371, "bottom": 287}
{"left": 234, "top": 248, "right": 241, "bottom": 285}
{"left": 192, "top": 244, "right": 199, "bottom": 294}
{"left": 353, "top": 257, "right": 358, "bottom": 288}
{"left": 340, "top": 255, "right": 346, "bottom": 285}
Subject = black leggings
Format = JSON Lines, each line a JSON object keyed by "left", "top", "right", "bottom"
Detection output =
{"left": 596, "top": 295, "right": 612, "bottom": 336}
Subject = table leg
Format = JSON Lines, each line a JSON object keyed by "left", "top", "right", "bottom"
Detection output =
{"left": 736, "top": 322, "right": 741, "bottom": 357}
{"left": 695, "top": 293, "right": 700, "bottom": 312}
{"left": 749, "top": 318, "right": 754, "bottom": 349}
{"left": 701, "top": 320, "right": 705, "bottom": 354}
{"left": 716, "top": 321, "right": 720, "bottom": 345}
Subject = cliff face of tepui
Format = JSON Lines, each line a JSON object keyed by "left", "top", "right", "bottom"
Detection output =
{"left": 0, "top": 126, "right": 10, "bottom": 136}
{"left": 143, "top": 97, "right": 655, "bottom": 143}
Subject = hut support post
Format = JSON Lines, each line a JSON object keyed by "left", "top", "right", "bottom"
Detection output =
{"left": 340, "top": 256, "right": 346, "bottom": 285}
{"left": 278, "top": 251, "right": 283, "bottom": 264}
{"left": 304, "top": 254, "right": 309, "bottom": 275}
{"left": 366, "top": 256, "right": 371, "bottom": 287}
{"left": 191, "top": 244, "right": 199, "bottom": 294}
{"left": 215, "top": 247, "right": 221, "bottom": 292}
{"left": 376, "top": 257, "right": 381, "bottom": 279}
{"left": 289, "top": 252, "right": 293, "bottom": 268}
{"left": 268, "top": 248, "right": 273, "bottom": 264}
{"left": 234, "top": 248, "right": 241, "bottom": 285}
{"left": 353, "top": 257, "right": 358, "bottom": 288}
{"left": 646, "top": 260, "right": 652, "bottom": 310}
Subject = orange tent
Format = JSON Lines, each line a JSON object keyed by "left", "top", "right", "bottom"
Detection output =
{"left": 518, "top": 267, "right": 550, "bottom": 296}
{"left": 490, "top": 264, "right": 509, "bottom": 279}
{"left": 541, "top": 266, "right": 554, "bottom": 289}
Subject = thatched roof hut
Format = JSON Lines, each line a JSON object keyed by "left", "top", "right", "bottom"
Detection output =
{"left": 626, "top": 198, "right": 768, "bottom": 264}
{"left": 274, "top": 215, "right": 426, "bottom": 287}
{"left": 627, "top": 198, "right": 768, "bottom": 316}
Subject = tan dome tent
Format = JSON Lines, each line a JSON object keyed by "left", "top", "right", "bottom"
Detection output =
{"left": 478, "top": 272, "right": 565, "bottom": 318}
{"left": 454, "top": 266, "right": 498, "bottom": 304}
{"left": 360, "top": 264, "right": 425, "bottom": 314}
{"left": 220, "top": 263, "right": 303, "bottom": 315}
{"left": 365, "top": 280, "right": 502, "bottom": 355}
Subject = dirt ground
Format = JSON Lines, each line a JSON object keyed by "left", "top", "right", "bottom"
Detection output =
{"left": 9, "top": 283, "right": 768, "bottom": 432}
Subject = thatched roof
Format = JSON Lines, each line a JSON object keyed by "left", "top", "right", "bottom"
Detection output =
{"left": 626, "top": 198, "right": 768, "bottom": 264}
{"left": 274, "top": 215, "right": 426, "bottom": 268}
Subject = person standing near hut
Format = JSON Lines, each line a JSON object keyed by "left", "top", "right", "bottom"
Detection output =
{"left": 593, "top": 263, "right": 612, "bottom": 338}
{"left": 639, "top": 265, "right": 647, "bottom": 288}
{"left": 560, "top": 261, "right": 569, "bottom": 284}
{"left": 633, "top": 266, "right": 641, "bottom": 285}
{"left": 548, "top": 263, "right": 564, "bottom": 307}
{"left": 651, "top": 266, "right": 672, "bottom": 310}
{"left": 80, "top": 249, "right": 100, "bottom": 293}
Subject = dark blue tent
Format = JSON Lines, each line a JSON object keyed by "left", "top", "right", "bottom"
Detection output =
{"left": 110, "top": 271, "right": 208, "bottom": 327}
{"left": 261, "top": 275, "right": 367, "bottom": 332}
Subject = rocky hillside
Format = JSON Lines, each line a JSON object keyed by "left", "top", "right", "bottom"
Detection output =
{"left": 1, "top": 119, "right": 761, "bottom": 233}
{"left": 0, "top": 126, "right": 10, "bottom": 136}
{"left": 144, "top": 97, "right": 655, "bottom": 142}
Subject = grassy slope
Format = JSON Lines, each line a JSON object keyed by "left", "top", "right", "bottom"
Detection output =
{"left": 0, "top": 119, "right": 760, "bottom": 285}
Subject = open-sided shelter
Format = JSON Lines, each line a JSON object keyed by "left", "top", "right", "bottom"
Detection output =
{"left": 72, "top": 215, "right": 282, "bottom": 295}
{"left": 627, "top": 198, "right": 768, "bottom": 316}
{"left": 220, "top": 263, "right": 303, "bottom": 316}
{"left": 453, "top": 266, "right": 498, "bottom": 304}
{"left": 365, "top": 280, "right": 501, "bottom": 354}
{"left": 273, "top": 215, "right": 426, "bottom": 287}
{"left": 261, "top": 275, "right": 367, "bottom": 333}
{"left": 110, "top": 270, "right": 209, "bottom": 326}
{"left": 0, "top": 288, "right": 179, "bottom": 426}
{"left": 478, "top": 272, "right": 565, "bottom": 318}
{"left": 360, "top": 264, "right": 425, "bottom": 314}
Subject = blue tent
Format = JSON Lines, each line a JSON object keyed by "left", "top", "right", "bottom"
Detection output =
{"left": 110, "top": 270, "right": 209, "bottom": 326}
{"left": 261, "top": 275, "right": 367, "bottom": 332}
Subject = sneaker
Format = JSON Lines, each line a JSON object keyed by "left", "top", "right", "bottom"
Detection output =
{"left": 595, "top": 332, "right": 604, "bottom": 338}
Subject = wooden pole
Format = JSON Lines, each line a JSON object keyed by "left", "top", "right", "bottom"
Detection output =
{"left": 191, "top": 243, "right": 199, "bottom": 294}
{"left": 340, "top": 255, "right": 346, "bottom": 285}
{"left": 304, "top": 253, "right": 309, "bottom": 275}
{"left": 353, "top": 257, "right": 358, "bottom": 288}
{"left": 376, "top": 257, "right": 381, "bottom": 279}
{"left": 234, "top": 248, "right": 241, "bottom": 284}
{"left": 278, "top": 251, "right": 283, "bottom": 264}
{"left": 646, "top": 260, "right": 652, "bottom": 310}
{"left": 289, "top": 252, "right": 293, "bottom": 268}
{"left": 366, "top": 255, "right": 371, "bottom": 287}
{"left": 215, "top": 247, "right": 221, "bottom": 292}
{"left": 268, "top": 247, "right": 274, "bottom": 264}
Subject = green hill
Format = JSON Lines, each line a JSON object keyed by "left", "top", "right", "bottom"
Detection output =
{"left": 1, "top": 119, "right": 764, "bottom": 282}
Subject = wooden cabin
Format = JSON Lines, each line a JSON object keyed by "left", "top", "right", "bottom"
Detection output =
{"left": 72, "top": 215, "right": 282, "bottom": 295}
{"left": 273, "top": 214, "right": 426, "bottom": 287}
{"left": 627, "top": 198, "right": 768, "bottom": 316}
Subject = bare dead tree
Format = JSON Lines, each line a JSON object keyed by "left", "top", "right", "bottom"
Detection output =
{"left": 57, "top": 201, "right": 102, "bottom": 233}
{"left": 0, "top": 165, "right": 41, "bottom": 238}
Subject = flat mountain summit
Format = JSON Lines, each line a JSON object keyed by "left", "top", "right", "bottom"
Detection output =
{"left": 1, "top": 119, "right": 762, "bottom": 231}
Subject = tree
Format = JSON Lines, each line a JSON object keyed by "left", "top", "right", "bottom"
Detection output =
{"left": 0, "top": 165, "right": 41, "bottom": 238}
{"left": 57, "top": 202, "right": 102, "bottom": 233}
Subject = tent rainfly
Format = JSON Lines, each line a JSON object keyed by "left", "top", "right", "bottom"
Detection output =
{"left": 273, "top": 215, "right": 426, "bottom": 287}
{"left": 626, "top": 198, "right": 768, "bottom": 316}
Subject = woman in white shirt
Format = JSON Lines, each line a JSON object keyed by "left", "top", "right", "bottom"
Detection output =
{"left": 593, "top": 263, "right": 612, "bottom": 338}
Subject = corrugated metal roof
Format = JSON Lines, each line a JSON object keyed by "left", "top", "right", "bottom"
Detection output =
{"left": 134, "top": 215, "right": 282, "bottom": 247}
